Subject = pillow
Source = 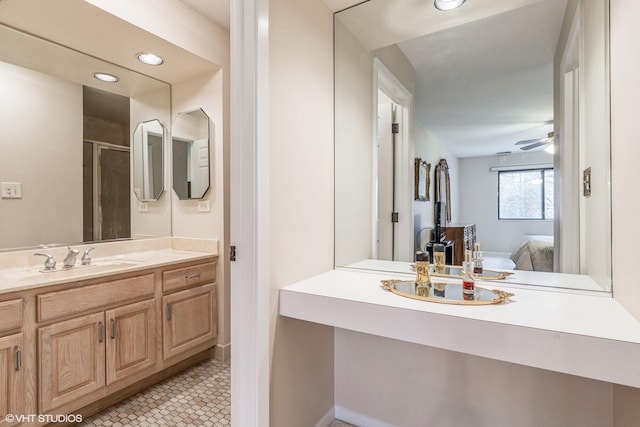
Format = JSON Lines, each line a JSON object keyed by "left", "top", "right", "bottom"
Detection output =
{"left": 510, "top": 242, "right": 533, "bottom": 271}
{"left": 528, "top": 240, "right": 554, "bottom": 272}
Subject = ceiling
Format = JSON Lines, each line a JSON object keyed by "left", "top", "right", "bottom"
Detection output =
{"left": 179, "top": 0, "right": 230, "bottom": 30}
{"left": 337, "top": 0, "right": 568, "bottom": 158}
{"left": 153, "top": 0, "right": 566, "bottom": 158}
{"left": 400, "top": 0, "right": 566, "bottom": 157}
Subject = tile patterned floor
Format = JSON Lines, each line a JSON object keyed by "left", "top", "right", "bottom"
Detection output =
{"left": 80, "top": 358, "right": 231, "bottom": 427}
{"left": 80, "top": 357, "right": 355, "bottom": 427}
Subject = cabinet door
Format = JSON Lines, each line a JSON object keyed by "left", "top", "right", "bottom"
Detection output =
{"left": 163, "top": 283, "right": 217, "bottom": 360}
{"left": 39, "top": 312, "right": 105, "bottom": 412}
{"left": 0, "top": 333, "right": 24, "bottom": 427}
{"left": 105, "top": 299, "right": 156, "bottom": 385}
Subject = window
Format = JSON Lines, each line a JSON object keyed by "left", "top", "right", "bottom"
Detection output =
{"left": 498, "top": 169, "right": 554, "bottom": 220}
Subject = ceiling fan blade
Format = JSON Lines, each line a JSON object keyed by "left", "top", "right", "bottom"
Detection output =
{"left": 520, "top": 141, "right": 551, "bottom": 151}
{"left": 515, "top": 137, "right": 546, "bottom": 145}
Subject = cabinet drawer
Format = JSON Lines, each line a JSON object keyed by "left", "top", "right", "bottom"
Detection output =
{"left": 0, "top": 299, "right": 22, "bottom": 335}
{"left": 162, "top": 262, "right": 216, "bottom": 294}
{"left": 37, "top": 274, "right": 155, "bottom": 323}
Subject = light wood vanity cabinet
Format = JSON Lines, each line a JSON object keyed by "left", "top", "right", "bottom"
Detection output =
{"left": 38, "top": 312, "right": 106, "bottom": 413}
{"left": 27, "top": 256, "right": 217, "bottom": 419}
{"left": 105, "top": 299, "right": 156, "bottom": 385}
{"left": 163, "top": 283, "right": 217, "bottom": 360}
{"left": 0, "top": 298, "right": 25, "bottom": 427}
{"left": 0, "top": 333, "right": 25, "bottom": 427}
{"left": 162, "top": 262, "right": 217, "bottom": 361}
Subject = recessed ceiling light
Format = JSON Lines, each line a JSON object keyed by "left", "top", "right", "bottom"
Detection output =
{"left": 434, "top": 0, "right": 467, "bottom": 11}
{"left": 137, "top": 52, "right": 164, "bottom": 66}
{"left": 93, "top": 72, "right": 119, "bottom": 83}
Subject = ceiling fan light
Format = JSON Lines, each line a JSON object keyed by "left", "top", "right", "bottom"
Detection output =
{"left": 434, "top": 0, "right": 467, "bottom": 11}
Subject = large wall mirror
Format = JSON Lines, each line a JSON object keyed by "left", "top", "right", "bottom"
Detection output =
{"left": 172, "top": 108, "right": 211, "bottom": 200}
{"left": 335, "top": 0, "right": 611, "bottom": 293}
{"left": 0, "top": 23, "right": 171, "bottom": 251}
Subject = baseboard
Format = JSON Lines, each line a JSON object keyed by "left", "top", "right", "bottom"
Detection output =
{"left": 334, "top": 405, "right": 397, "bottom": 427}
{"left": 314, "top": 406, "right": 337, "bottom": 427}
{"left": 214, "top": 343, "right": 231, "bottom": 361}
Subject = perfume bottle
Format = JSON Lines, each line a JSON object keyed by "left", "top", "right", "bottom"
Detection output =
{"left": 472, "top": 242, "right": 483, "bottom": 274}
{"left": 462, "top": 250, "right": 475, "bottom": 301}
{"left": 414, "top": 260, "right": 431, "bottom": 298}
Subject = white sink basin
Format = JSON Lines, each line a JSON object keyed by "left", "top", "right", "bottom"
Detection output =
{"left": 12, "top": 260, "right": 141, "bottom": 281}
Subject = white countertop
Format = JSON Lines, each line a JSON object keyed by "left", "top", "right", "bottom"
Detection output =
{"left": 280, "top": 268, "right": 640, "bottom": 387}
{"left": 0, "top": 237, "right": 218, "bottom": 294}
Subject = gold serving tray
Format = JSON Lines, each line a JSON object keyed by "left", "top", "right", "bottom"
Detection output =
{"left": 382, "top": 279, "right": 514, "bottom": 305}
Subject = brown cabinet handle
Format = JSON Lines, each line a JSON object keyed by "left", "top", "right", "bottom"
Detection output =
{"left": 166, "top": 303, "right": 172, "bottom": 321}
{"left": 110, "top": 319, "right": 116, "bottom": 339}
{"left": 185, "top": 273, "right": 201, "bottom": 279}
{"left": 98, "top": 321, "right": 104, "bottom": 342}
{"left": 15, "top": 346, "right": 21, "bottom": 371}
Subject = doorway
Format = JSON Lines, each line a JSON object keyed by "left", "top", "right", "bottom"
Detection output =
{"left": 373, "top": 58, "right": 413, "bottom": 262}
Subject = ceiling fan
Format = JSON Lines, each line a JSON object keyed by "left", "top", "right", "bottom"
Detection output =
{"left": 515, "top": 131, "right": 554, "bottom": 151}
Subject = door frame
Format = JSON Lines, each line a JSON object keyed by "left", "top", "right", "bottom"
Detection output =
{"left": 372, "top": 58, "right": 413, "bottom": 262}
{"left": 230, "top": 0, "right": 270, "bottom": 426}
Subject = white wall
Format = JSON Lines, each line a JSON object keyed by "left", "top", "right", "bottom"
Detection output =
{"left": 413, "top": 123, "right": 460, "bottom": 250}
{"left": 172, "top": 70, "right": 230, "bottom": 354}
{"left": 335, "top": 330, "right": 613, "bottom": 427}
{"left": 334, "top": 18, "right": 374, "bottom": 266}
{"left": 458, "top": 151, "right": 554, "bottom": 254}
{"left": 0, "top": 61, "right": 83, "bottom": 248}
{"left": 130, "top": 90, "right": 172, "bottom": 239}
{"left": 269, "top": 0, "right": 336, "bottom": 425}
{"left": 554, "top": 0, "right": 611, "bottom": 286}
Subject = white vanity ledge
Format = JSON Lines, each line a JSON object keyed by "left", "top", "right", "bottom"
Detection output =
{"left": 279, "top": 269, "right": 640, "bottom": 388}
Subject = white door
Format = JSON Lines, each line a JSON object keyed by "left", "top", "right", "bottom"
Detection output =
{"left": 190, "top": 138, "right": 209, "bottom": 197}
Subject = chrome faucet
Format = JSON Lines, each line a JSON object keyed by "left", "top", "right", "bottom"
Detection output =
{"left": 63, "top": 246, "right": 80, "bottom": 268}
{"left": 81, "top": 248, "right": 95, "bottom": 265}
{"left": 34, "top": 253, "right": 56, "bottom": 270}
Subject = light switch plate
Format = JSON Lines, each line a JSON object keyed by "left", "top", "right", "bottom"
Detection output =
{"left": 1, "top": 182, "right": 22, "bottom": 199}
{"left": 197, "top": 200, "right": 210, "bottom": 212}
{"left": 138, "top": 202, "right": 149, "bottom": 212}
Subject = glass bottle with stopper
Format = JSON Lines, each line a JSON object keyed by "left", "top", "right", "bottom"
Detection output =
{"left": 462, "top": 250, "right": 475, "bottom": 300}
{"left": 472, "top": 242, "right": 483, "bottom": 274}
{"left": 414, "top": 256, "right": 432, "bottom": 297}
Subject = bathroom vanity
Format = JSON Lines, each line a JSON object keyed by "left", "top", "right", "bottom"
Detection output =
{"left": 0, "top": 240, "right": 218, "bottom": 426}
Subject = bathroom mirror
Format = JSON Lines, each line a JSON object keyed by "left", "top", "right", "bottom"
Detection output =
{"left": 335, "top": 0, "right": 612, "bottom": 293}
{"left": 0, "top": 23, "right": 171, "bottom": 251}
{"left": 172, "top": 108, "right": 211, "bottom": 200}
{"left": 133, "top": 119, "right": 166, "bottom": 202}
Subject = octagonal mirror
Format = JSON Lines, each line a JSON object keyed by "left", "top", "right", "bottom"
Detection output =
{"left": 132, "top": 119, "right": 165, "bottom": 201}
{"left": 172, "top": 108, "right": 211, "bottom": 200}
